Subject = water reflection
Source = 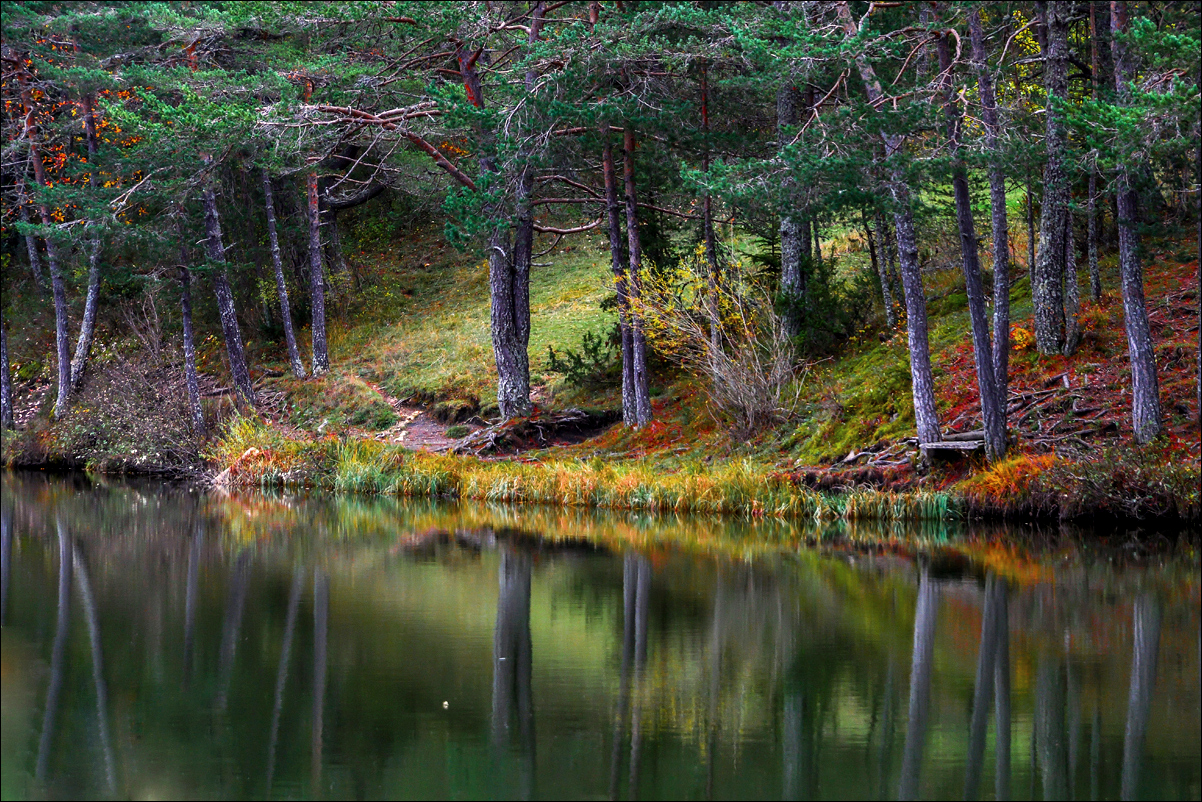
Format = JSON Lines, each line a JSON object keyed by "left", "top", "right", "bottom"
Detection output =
{"left": 0, "top": 473, "right": 1198, "bottom": 801}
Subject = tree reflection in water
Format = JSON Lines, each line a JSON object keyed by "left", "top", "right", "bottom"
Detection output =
{"left": 1, "top": 475, "right": 1198, "bottom": 801}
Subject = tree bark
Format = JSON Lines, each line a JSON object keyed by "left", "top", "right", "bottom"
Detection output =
{"left": 306, "top": 171, "right": 330, "bottom": 376}
{"left": 1087, "top": 2, "right": 1106, "bottom": 302}
{"left": 623, "top": 128, "right": 654, "bottom": 426}
{"left": 1033, "top": 1, "right": 1070, "bottom": 354}
{"left": 1, "top": 312, "right": 12, "bottom": 429}
{"left": 876, "top": 210, "right": 901, "bottom": 325}
{"left": 603, "top": 130, "right": 637, "bottom": 425}
{"left": 701, "top": 64, "right": 722, "bottom": 353}
{"left": 70, "top": 93, "right": 103, "bottom": 393}
{"left": 17, "top": 170, "right": 43, "bottom": 286}
{"left": 865, "top": 211, "right": 896, "bottom": 329}
{"left": 202, "top": 185, "right": 257, "bottom": 407}
{"left": 1064, "top": 215, "right": 1082, "bottom": 355}
{"left": 1111, "top": 1, "right": 1163, "bottom": 443}
{"left": 837, "top": 2, "right": 940, "bottom": 445}
{"left": 457, "top": 37, "right": 535, "bottom": 420}
{"left": 179, "top": 261, "right": 203, "bottom": 434}
{"left": 262, "top": 170, "right": 306, "bottom": 378}
{"left": 969, "top": 7, "right": 1012, "bottom": 412}
{"left": 939, "top": 33, "right": 1006, "bottom": 461}
{"left": 777, "top": 52, "right": 805, "bottom": 340}
{"left": 20, "top": 77, "right": 72, "bottom": 419}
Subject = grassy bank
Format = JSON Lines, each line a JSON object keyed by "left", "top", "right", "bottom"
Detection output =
{"left": 3, "top": 209, "right": 1199, "bottom": 528}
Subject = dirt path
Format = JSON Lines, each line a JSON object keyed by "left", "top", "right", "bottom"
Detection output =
{"left": 358, "top": 379, "right": 481, "bottom": 452}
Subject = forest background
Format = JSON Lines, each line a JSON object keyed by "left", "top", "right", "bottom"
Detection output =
{"left": 1, "top": 0, "right": 1199, "bottom": 524}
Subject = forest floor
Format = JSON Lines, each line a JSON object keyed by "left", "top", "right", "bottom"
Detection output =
{"left": 3, "top": 215, "right": 1200, "bottom": 526}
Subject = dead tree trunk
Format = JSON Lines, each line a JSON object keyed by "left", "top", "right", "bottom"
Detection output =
{"left": 939, "top": 33, "right": 1006, "bottom": 460}
{"left": 70, "top": 93, "right": 102, "bottom": 392}
{"left": 1110, "top": 1, "right": 1163, "bottom": 443}
{"left": 1033, "top": 1, "right": 1070, "bottom": 354}
{"left": 202, "top": 185, "right": 257, "bottom": 407}
{"left": 623, "top": 128, "right": 654, "bottom": 426}
{"left": 969, "top": 7, "right": 1012, "bottom": 411}
{"left": 837, "top": 1, "right": 941, "bottom": 445}
{"left": 603, "top": 129, "right": 637, "bottom": 425}
{"left": 262, "top": 170, "right": 306, "bottom": 378}
{"left": 306, "top": 171, "right": 330, "bottom": 376}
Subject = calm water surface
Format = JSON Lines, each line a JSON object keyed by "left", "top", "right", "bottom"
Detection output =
{"left": 1, "top": 472, "right": 1199, "bottom": 800}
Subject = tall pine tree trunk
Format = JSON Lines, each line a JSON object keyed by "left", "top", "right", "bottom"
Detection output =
{"left": 20, "top": 77, "right": 71, "bottom": 419}
{"left": 202, "top": 186, "right": 257, "bottom": 407}
{"left": 179, "top": 264, "right": 203, "bottom": 435}
{"left": 70, "top": 93, "right": 102, "bottom": 392}
{"left": 603, "top": 129, "right": 637, "bottom": 425}
{"left": 776, "top": 48, "right": 805, "bottom": 340}
{"left": 1064, "top": 217, "right": 1081, "bottom": 355}
{"left": 1, "top": 312, "right": 12, "bottom": 430}
{"left": 837, "top": 1, "right": 940, "bottom": 445}
{"left": 1033, "top": 1, "right": 1070, "bottom": 354}
{"left": 1111, "top": 1, "right": 1162, "bottom": 443}
{"left": 262, "top": 170, "right": 306, "bottom": 378}
{"left": 1087, "top": 3, "right": 1106, "bottom": 302}
{"left": 876, "top": 210, "right": 901, "bottom": 325}
{"left": 939, "top": 33, "right": 1006, "bottom": 461}
{"left": 457, "top": 41, "right": 534, "bottom": 420}
{"left": 700, "top": 65, "right": 722, "bottom": 352}
{"left": 306, "top": 172, "right": 330, "bottom": 376}
{"left": 970, "top": 7, "right": 1012, "bottom": 413}
{"left": 865, "top": 211, "right": 896, "bottom": 330}
{"left": 17, "top": 171, "right": 43, "bottom": 286}
{"left": 623, "top": 129, "right": 653, "bottom": 426}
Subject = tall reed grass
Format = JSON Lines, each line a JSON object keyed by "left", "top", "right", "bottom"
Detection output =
{"left": 213, "top": 417, "right": 957, "bottom": 523}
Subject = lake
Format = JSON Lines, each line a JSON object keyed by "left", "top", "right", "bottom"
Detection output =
{"left": 1, "top": 471, "right": 1198, "bottom": 800}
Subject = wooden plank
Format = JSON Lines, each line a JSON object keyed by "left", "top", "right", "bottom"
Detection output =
{"left": 920, "top": 441, "right": 984, "bottom": 451}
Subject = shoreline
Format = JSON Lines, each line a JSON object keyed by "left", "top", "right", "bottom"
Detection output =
{"left": 7, "top": 424, "right": 1197, "bottom": 529}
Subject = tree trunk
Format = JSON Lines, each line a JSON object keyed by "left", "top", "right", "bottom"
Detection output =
{"left": 262, "top": 170, "right": 306, "bottom": 378}
{"left": 701, "top": 65, "right": 722, "bottom": 353}
{"left": 939, "top": 33, "right": 1006, "bottom": 460}
{"left": 1111, "top": 1, "right": 1163, "bottom": 443}
{"left": 179, "top": 263, "right": 203, "bottom": 434}
{"left": 836, "top": 0, "right": 940, "bottom": 445}
{"left": 70, "top": 93, "right": 103, "bottom": 393}
{"left": 623, "top": 128, "right": 654, "bottom": 426}
{"left": 812, "top": 216, "right": 823, "bottom": 267}
{"left": 21, "top": 79, "right": 72, "bottom": 419}
{"left": 864, "top": 211, "right": 896, "bottom": 330}
{"left": 776, "top": 51, "right": 805, "bottom": 340}
{"left": 876, "top": 210, "right": 901, "bottom": 324}
{"left": 1, "top": 312, "right": 12, "bottom": 429}
{"left": 603, "top": 130, "right": 637, "bottom": 425}
{"left": 969, "top": 7, "right": 1012, "bottom": 413}
{"left": 202, "top": 186, "right": 257, "bottom": 407}
{"left": 457, "top": 38, "right": 535, "bottom": 420}
{"left": 1087, "top": 3, "right": 1106, "bottom": 302}
{"left": 1064, "top": 216, "right": 1082, "bottom": 355}
{"left": 306, "top": 172, "right": 330, "bottom": 376}
{"left": 1088, "top": 165, "right": 1102, "bottom": 301}
{"left": 1033, "top": 1, "right": 1070, "bottom": 354}
{"left": 17, "top": 175, "right": 43, "bottom": 286}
